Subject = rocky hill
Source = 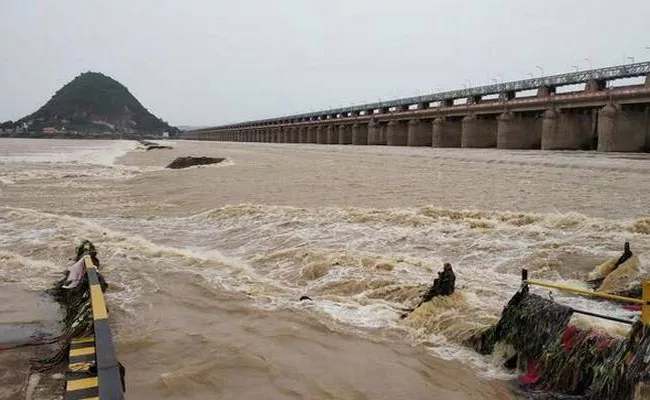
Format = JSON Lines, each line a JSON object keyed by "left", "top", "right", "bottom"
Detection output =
{"left": 2, "top": 72, "right": 178, "bottom": 136}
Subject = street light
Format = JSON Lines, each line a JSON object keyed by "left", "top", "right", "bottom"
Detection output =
{"left": 536, "top": 65, "right": 544, "bottom": 77}
{"left": 571, "top": 65, "right": 579, "bottom": 72}
{"left": 584, "top": 58, "right": 593, "bottom": 69}
{"left": 627, "top": 56, "right": 635, "bottom": 63}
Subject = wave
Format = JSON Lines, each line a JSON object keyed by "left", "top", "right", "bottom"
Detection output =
{"left": 2, "top": 203, "right": 649, "bottom": 380}
{"left": 596, "top": 256, "right": 641, "bottom": 293}
{"left": 0, "top": 139, "right": 137, "bottom": 165}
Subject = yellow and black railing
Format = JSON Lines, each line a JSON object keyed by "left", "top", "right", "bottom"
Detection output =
{"left": 64, "top": 255, "right": 124, "bottom": 400}
{"left": 521, "top": 268, "right": 650, "bottom": 326}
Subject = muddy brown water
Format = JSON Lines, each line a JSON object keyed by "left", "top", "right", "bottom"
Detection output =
{"left": 1, "top": 138, "right": 650, "bottom": 399}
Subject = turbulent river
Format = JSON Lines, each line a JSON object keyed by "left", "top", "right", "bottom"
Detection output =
{"left": 1, "top": 138, "right": 649, "bottom": 399}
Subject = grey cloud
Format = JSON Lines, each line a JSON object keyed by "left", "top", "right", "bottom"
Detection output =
{"left": 1, "top": 0, "right": 649, "bottom": 126}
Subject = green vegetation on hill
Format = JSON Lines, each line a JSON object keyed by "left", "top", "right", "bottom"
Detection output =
{"left": 3, "top": 72, "right": 178, "bottom": 136}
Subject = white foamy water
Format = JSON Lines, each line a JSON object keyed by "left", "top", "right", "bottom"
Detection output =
{"left": 0, "top": 138, "right": 136, "bottom": 164}
{"left": 91, "top": 205, "right": 648, "bottom": 352}
{"left": 0, "top": 139, "right": 166, "bottom": 186}
{"left": 1, "top": 139, "right": 649, "bottom": 399}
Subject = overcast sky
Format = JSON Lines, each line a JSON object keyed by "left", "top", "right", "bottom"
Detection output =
{"left": 1, "top": 0, "right": 649, "bottom": 127}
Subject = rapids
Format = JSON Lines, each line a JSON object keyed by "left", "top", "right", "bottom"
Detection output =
{"left": 1, "top": 138, "right": 649, "bottom": 399}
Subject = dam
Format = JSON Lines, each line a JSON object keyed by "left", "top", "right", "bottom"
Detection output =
{"left": 184, "top": 62, "right": 650, "bottom": 152}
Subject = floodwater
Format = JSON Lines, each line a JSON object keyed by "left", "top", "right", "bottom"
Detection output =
{"left": 1, "top": 138, "right": 649, "bottom": 399}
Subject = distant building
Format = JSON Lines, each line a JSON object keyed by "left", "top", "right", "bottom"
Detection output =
{"left": 43, "top": 127, "right": 58, "bottom": 134}
{"left": 162, "top": 131, "right": 169, "bottom": 138}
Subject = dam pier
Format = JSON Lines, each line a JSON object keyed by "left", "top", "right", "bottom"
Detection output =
{"left": 185, "top": 62, "right": 650, "bottom": 152}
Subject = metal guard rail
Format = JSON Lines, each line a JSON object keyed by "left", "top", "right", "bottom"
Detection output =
{"left": 203, "top": 61, "right": 650, "bottom": 130}
{"left": 521, "top": 268, "right": 650, "bottom": 326}
{"left": 64, "top": 255, "right": 124, "bottom": 400}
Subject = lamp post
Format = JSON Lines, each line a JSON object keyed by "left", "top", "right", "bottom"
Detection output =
{"left": 571, "top": 65, "right": 579, "bottom": 72}
{"left": 584, "top": 58, "right": 593, "bottom": 69}
{"left": 536, "top": 65, "right": 544, "bottom": 77}
{"left": 627, "top": 56, "right": 635, "bottom": 64}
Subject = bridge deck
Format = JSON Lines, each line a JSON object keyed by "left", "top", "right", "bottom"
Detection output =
{"left": 201, "top": 61, "right": 650, "bottom": 130}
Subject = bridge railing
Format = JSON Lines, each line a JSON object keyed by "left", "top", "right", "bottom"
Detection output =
{"left": 521, "top": 268, "right": 650, "bottom": 326}
{"left": 64, "top": 255, "right": 124, "bottom": 400}
{"left": 201, "top": 61, "right": 650, "bottom": 130}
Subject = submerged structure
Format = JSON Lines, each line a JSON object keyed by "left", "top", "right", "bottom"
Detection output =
{"left": 470, "top": 269, "right": 650, "bottom": 399}
{"left": 38, "top": 241, "right": 124, "bottom": 400}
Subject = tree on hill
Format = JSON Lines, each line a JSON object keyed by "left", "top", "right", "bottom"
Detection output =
{"left": 17, "top": 72, "right": 179, "bottom": 135}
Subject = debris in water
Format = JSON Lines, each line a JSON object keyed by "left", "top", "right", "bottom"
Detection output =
{"left": 166, "top": 156, "right": 225, "bottom": 169}
{"left": 139, "top": 140, "right": 173, "bottom": 151}
{"left": 400, "top": 263, "right": 456, "bottom": 318}
{"left": 33, "top": 240, "right": 106, "bottom": 371}
{"left": 469, "top": 287, "right": 650, "bottom": 399}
